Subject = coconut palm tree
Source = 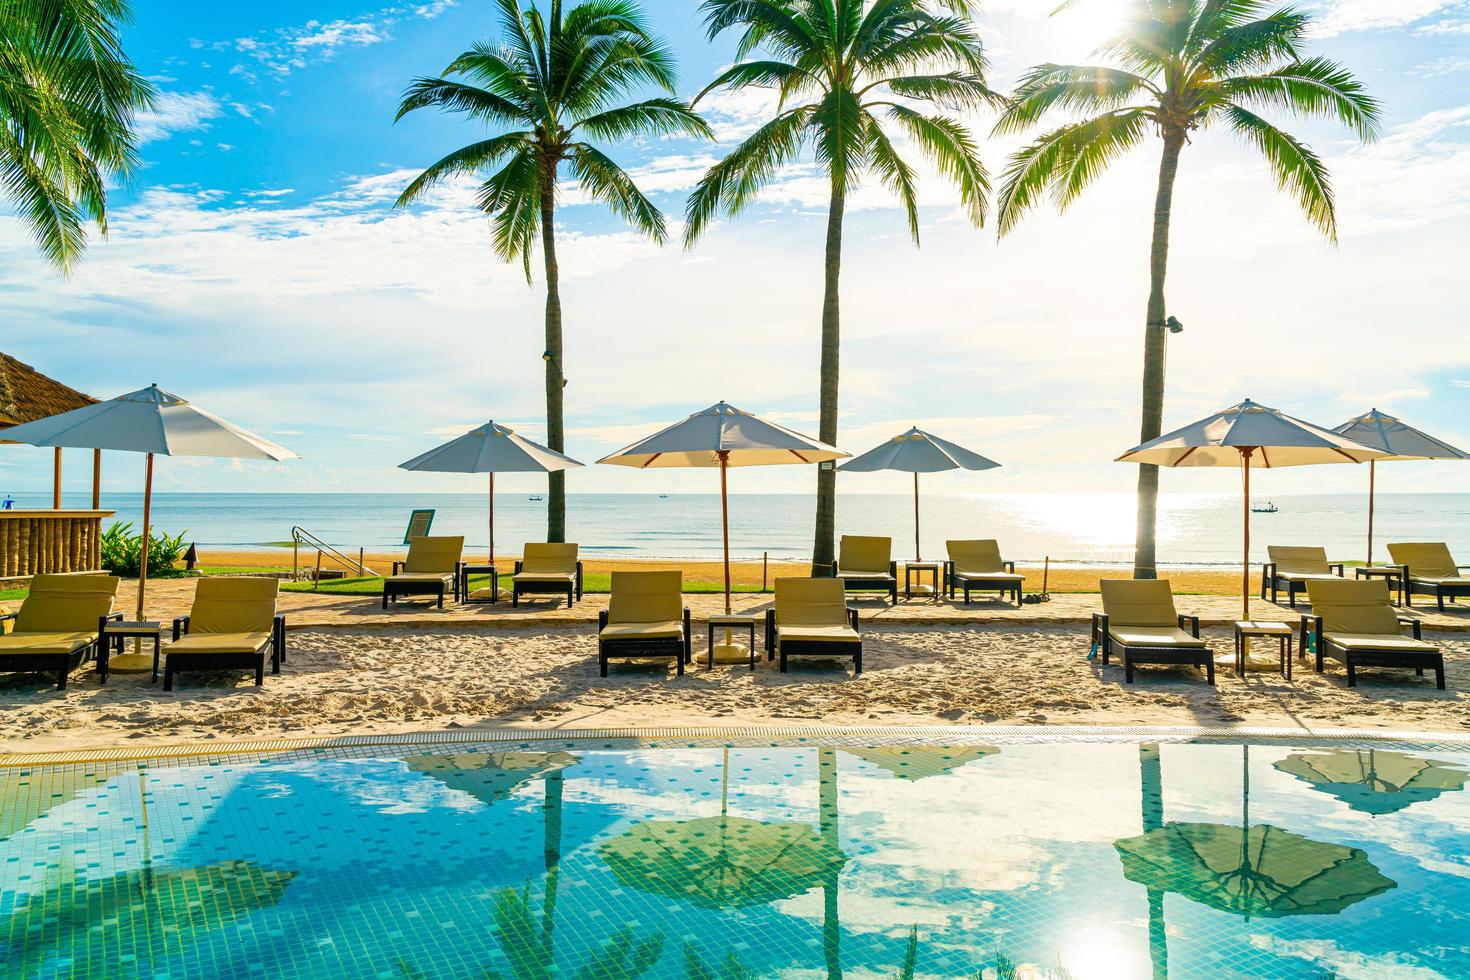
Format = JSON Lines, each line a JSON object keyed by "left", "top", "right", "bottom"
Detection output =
{"left": 395, "top": 0, "right": 710, "bottom": 542}
{"left": 994, "top": 0, "right": 1380, "bottom": 579}
{"left": 686, "top": 0, "right": 1001, "bottom": 573}
{"left": 0, "top": 0, "right": 154, "bottom": 272}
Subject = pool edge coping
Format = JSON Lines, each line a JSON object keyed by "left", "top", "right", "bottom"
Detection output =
{"left": 6, "top": 722, "right": 1470, "bottom": 768}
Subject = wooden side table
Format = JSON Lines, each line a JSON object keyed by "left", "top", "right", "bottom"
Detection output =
{"left": 1355, "top": 566, "right": 1405, "bottom": 606}
{"left": 1234, "top": 620, "right": 1294, "bottom": 679}
{"left": 103, "top": 620, "right": 163, "bottom": 682}
{"left": 707, "top": 614, "right": 758, "bottom": 670}
{"left": 460, "top": 563, "right": 499, "bottom": 604}
{"left": 904, "top": 562, "right": 941, "bottom": 600}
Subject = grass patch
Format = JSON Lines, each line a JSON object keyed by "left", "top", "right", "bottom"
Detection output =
{"left": 0, "top": 588, "right": 27, "bottom": 602}
{"left": 282, "top": 573, "right": 772, "bottom": 597}
{"left": 197, "top": 565, "right": 292, "bottom": 576}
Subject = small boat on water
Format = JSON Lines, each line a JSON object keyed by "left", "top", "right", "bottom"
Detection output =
{"left": 1252, "top": 500, "right": 1279, "bottom": 513}
{"left": 659, "top": 494, "right": 669, "bottom": 499}
{"left": 528, "top": 495, "right": 543, "bottom": 502}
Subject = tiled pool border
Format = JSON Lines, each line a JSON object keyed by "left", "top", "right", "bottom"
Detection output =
{"left": 5, "top": 723, "right": 1470, "bottom": 774}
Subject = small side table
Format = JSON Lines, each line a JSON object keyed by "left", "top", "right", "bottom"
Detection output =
{"left": 460, "top": 563, "right": 499, "bottom": 604}
{"left": 103, "top": 620, "right": 163, "bottom": 683}
{"left": 707, "top": 614, "right": 758, "bottom": 671}
{"left": 1234, "top": 620, "right": 1294, "bottom": 679}
{"left": 904, "top": 562, "right": 941, "bottom": 600}
{"left": 1355, "top": 566, "right": 1405, "bottom": 606}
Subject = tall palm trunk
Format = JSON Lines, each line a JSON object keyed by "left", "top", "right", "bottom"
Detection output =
{"left": 813, "top": 181, "right": 846, "bottom": 574}
{"left": 1132, "top": 128, "right": 1185, "bottom": 580}
{"left": 541, "top": 162, "right": 567, "bottom": 543}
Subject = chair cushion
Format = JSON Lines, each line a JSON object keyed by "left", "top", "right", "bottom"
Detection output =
{"left": 1388, "top": 543, "right": 1459, "bottom": 578}
{"left": 1277, "top": 571, "right": 1342, "bottom": 584}
{"left": 1099, "top": 580, "right": 1180, "bottom": 628}
{"left": 1307, "top": 580, "right": 1401, "bottom": 634}
{"left": 836, "top": 568, "right": 895, "bottom": 583}
{"left": 778, "top": 625, "right": 860, "bottom": 645}
{"left": 948, "top": 539, "right": 1006, "bottom": 575}
{"left": 1324, "top": 632, "right": 1439, "bottom": 654}
{"left": 838, "top": 536, "right": 891, "bottom": 575}
{"left": 600, "top": 620, "right": 684, "bottom": 641}
{"left": 522, "top": 543, "right": 579, "bottom": 575}
{"left": 1407, "top": 575, "right": 1468, "bottom": 587}
{"left": 775, "top": 579, "right": 850, "bottom": 627}
{"left": 168, "top": 631, "right": 273, "bottom": 656}
{"left": 1108, "top": 626, "right": 1207, "bottom": 649}
{"left": 0, "top": 631, "right": 96, "bottom": 655}
{"left": 608, "top": 571, "right": 681, "bottom": 624}
{"left": 403, "top": 536, "right": 464, "bottom": 574}
{"left": 189, "top": 577, "right": 278, "bottom": 633}
{"left": 15, "top": 574, "right": 119, "bottom": 633}
{"left": 388, "top": 573, "right": 453, "bottom": 585}
{"left": 954, "top": 571, "right": 1024, "bottom": 584}
{"left": 1268, "top": 546, "right": 1332, "bottom": 576}
{"left": 514, "top": 572, "right": 575, "bottom": 585}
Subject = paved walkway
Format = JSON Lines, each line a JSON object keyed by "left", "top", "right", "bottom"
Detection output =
{"left": 91, "top": 577, "right": 1470, "bottom": 633}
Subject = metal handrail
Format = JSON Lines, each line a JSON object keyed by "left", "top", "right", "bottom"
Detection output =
{"left": 291, "top": 526, "right": 376, "bottom": 580}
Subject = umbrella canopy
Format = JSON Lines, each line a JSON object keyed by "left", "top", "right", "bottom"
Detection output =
{"left": 1274, "top": 749, "right": 1469, "bottom": 816}
{"left": 399, "top": 421, "right": 583, "bottom": 570}
{"left": 1332, "top": 410, "right": 1470, "bottom": 564}
{"left": 599, "top": 403, "right": 846, "bottom": 622}
{"left": 0, "top": 385, "right": 297, "bottom": 643}
{"left": 843, "top": 746, "right": 998, "bottom": 781}
{"left": 839, "top": 428, "right": 1000, "bottom": 561}
{"left": 1118, "top": 400, "right": 1385, "bottom": 618}
{"left": 404, "top": 751, "right": 578, "bottom": 808}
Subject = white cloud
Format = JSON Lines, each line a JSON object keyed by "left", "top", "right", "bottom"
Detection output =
{"left": 133, "top": 91, "right": 223, "bottom": 143}
{"left": 1416, "top": 56, "right": 1470, "bottom": 75}
{"left": 1310, "top": 0, "right": 1466, "bottom": 36}
{"left": 244, "top": 188, "right": 296, "bottom": 199}
{"left": 225, "top": 0, "right": 458, "bottom": 79}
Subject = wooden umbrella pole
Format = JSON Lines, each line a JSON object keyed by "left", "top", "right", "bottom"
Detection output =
{"left": 92, "top": 448, "right": 102, "bottom": 509}
{"left": 719, "top": 451, "right": 732, "bottom": 616}
{"left": 134, "top": 453, "right": 155, "bottom": 653}
{"left": 488, "top": 471, "right": 496, "bottom": 563}
{"left": 1367, "top": 459, "right": 1376, "bottom": 566}
{"left": 52, "top": 448, "right": 62, "bottom": 508}
{"left": 913, "top": 472, "right": 921, "bottom": 562}
{"left": 1241, "top": 448, "right": 1253, "bottom": 622}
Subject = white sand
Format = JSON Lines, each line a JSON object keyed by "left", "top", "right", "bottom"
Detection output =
{"left": 2, "top": 624, "right": 1466, "bottom": 755}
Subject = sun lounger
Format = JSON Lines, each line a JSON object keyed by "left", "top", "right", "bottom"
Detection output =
{"left": 1261, "top": 546, "right": 1344, "bottom": 607}
{"left": 835, "top": 535, "right": 897, "bottom": 605}
{"left": 166, "top": 577, "right": 285, "bottom": 691}
{"left": 945, "top": 539, "right": 1024, "bottom": 606}
{"left": 1092, "top": 580, "right": 1214, "bottom": 685}
{"left": 597, "top": 571, "right": 690, "bottom": 677}
{"left": 766, "top": 577, "right": 863, "bottom": 675}
{"left": 1303, "top": 579, "right": 1444, "bottom": 689}
{"left": 382, "top": 536, "right": 464, "bottom": 609}
{"left": 513, "top": 543, "right": 583, "bottom": 608}
{"left": 0, "top": 574, "right": 120, "bottom": 689}
{"left": 1388, "top": 543, "right": 1470, "bottom": 612}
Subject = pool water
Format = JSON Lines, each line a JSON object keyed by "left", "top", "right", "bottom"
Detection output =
{"left": 3, "top": 737, "right": 1469, "bottom": 979}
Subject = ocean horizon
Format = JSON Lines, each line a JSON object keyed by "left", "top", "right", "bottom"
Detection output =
{"left": 6, "top": 490, "right": 1466, "bottom": 567}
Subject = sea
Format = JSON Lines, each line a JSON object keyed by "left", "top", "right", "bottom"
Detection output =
{"left": 5, "top": 491, "right": 1469, "bottom": 567}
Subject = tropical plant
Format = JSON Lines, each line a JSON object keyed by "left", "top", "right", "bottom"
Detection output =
{"left": 99, "top": 521, "right": 188, "bottom": 578}
{"left": 394, "top": 0, "right": 710, "bottom": 543}
{"left": 0, "top": 0, "right": 155, "bottom": 271}
{"left": 993, "top": 0, "right": 1380, "bottom": 578}
{"left": 686, "top": 0, "right": 1002, "bottom": 572}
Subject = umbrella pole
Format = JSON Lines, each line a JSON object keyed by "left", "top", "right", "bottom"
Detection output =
{"left": 1241, "top": 449, "right": 1253, "bottom": 622}
{"left": 720, "top": 451, "right": 732, "bottom": 616}
{"left": 1367, "top": 459, "right": 1376, "bottom": 566}
{"left": 135, "top": 453, "right": 155, "bottom": 652}
{"left": 913, "top": 473, "right": 920, "bottom": 562}
{"left": 489, "top": 471, "right": 495, "bottom": 564}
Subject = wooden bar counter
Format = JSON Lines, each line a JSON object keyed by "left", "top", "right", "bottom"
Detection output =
{"left": 0, "top": 510, "right": 114, "bottom": 578}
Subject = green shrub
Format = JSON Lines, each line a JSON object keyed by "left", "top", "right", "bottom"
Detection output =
{"left": 100, "top": 522, "right": 189, "bottom": 578}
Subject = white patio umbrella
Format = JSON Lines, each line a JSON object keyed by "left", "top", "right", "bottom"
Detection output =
{"left": 0, "top": 384, "right": 297, "bottom": 662}
{"left": 598, "top": 402, "right": 847, "bottom": 657}
{"left": 1118, "top": 399, "right": 1385, "bottom": 620}
{"left": 398, "top": 421, "right": 583, "bottom": 592}
{"left": 1332, "top": 409, "right": 1469, "bottom": 565}
{"left": 839, "top": 427, "right": 1000, "bottom": 561}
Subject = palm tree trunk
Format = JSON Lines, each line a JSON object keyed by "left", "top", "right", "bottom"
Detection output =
{"left": 541, "top": 165, "right": 567, "bottom": 544}
{"left": 1133, "top": 128, "right": 1186, "bottom": 580}
{"left": 812, "top": 180, "right": 846, "bottom": 574}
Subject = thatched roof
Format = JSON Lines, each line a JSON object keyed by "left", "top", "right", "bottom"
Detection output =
{"left": 0, "top": 353, "right": 97, "bottom": 429}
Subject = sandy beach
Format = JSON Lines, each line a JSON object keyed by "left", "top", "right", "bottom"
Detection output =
{"left": 3, "top": 621, "right": 1466, "bottom": 756}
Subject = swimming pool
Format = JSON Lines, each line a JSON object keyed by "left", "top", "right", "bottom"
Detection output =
{"left": 3, "top": 733, "right": 1468, "bottom": 979}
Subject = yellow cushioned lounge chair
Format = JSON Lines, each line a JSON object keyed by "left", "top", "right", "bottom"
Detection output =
{"left": 1388, "top": 542, "right": 1470, "bottom": 612}
{"left": 166, "top": 577, "right": 285, "bottom": 691}
{"left": 1093, "top": 580, "right": 1214, "bottom": 685}
{"left": 1303, "top": 579, "right": 1444, "bottom": 689}
{"left": 766, "top": 578, "right": 862, "bottom": 675}
{"left": 1261, "top": 546, "right": 1344, "bottom": 607}
{"left": 383, "top": 535, "right": 464, "bottom": 609}
{"left": 514, "top": 543, "right": 583, "bottom": 608}
{"left": 598, "top": 571, "right": 690, "bottom": 677}
{"left": 0, "top": 574, "right": 120, "bottom": 689}
{"left": 945, "top": 540, "right": 1025, "bottom": 606}
{"left": 835, "top": 535, "right": 897, "bottom": 605}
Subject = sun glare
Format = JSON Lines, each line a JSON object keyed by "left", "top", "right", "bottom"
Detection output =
{"left": 1046, "top": 0, "right": 1129, "bottom": 56}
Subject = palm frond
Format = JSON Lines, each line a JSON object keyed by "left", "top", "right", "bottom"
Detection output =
{"left": 395, "top": 132, "right": 534, "bottom": 207}
{"left": 567, "top": 142, "right": 667, "bottom": 242}
{"left": 395, "top": 77, "right": 528, "bottom": 125}
{"left": 683, "top": 106, "right": 812, "bottom": 245}
{"left": 871, "top": 72, "right": 1005, "bottom": 112}
{"left": 811, "top": 86, "right": 869, "bottom": 193}
{"left": 996, "top": 108, "right": 1152, "bottom": 235}
{"left": 572, "top": 98, "right": 712, "bottom": 141}
{"left": 1223, "top": 104, "right": 1337, "bottom": 240}
{"left": 1193, "top": 6, "right": 1306, "bottom": 74}
{"left": 882, "top": 103, "right": 989, "bottom": 227}
{"left": 1217, "top": 56, "right": 1381, "bottom": 140}
{"left": 864, "top": 116, "right": 920, "bottom": 242}
{"left": 478, "top": 147, "right": 545, "bottom": 278}
{"left": 993, "top": 64, "right": 1157, "bottom": 135}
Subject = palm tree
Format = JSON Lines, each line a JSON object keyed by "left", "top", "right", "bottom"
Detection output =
{"left": 0, "top": 0, "right": 154, "bottom": 272}
{"left": 686, "top": 0, "right": 1000, "bottom": 573}
{"left": 395, "top": 0, "right": 710, "bottom": 542}
{"left": 994, "top": 0, "right": 1379, "bottom": 579}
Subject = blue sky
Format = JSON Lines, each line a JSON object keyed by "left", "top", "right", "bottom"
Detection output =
{"left": 3, "top": 0, "right": 1469, "bottom": 498}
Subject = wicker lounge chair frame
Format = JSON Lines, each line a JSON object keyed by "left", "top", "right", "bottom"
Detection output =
{"left": 166, "top": 613, "right": 286, "bottom": 691}
{"left": 0, "top": 609, "right": 119, "bottom": 689}
{"left": 597, "top": 608, "right": 691, "bottom": 677}
{"left": 1091, "top": 612, "right": 1214, "bottom": 685}
{"left": 1299, "top": 612, "right": 1443, "bottom": 689}
{"left": 765, "top": 606, "right": 863, "bottom": 674}
{"left": 1260, "top": 547, "right": 1345, "bottom": 607}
